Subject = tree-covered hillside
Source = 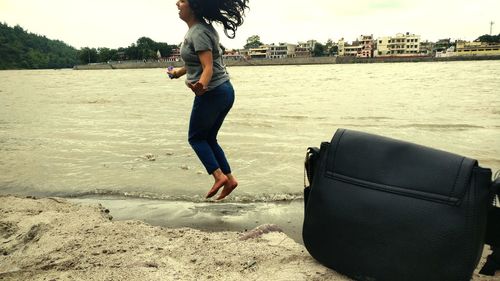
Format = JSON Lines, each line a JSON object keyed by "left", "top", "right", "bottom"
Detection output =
{"left": 78, "top": 37, "right": 177, "bottom": 65}
{"left": 0, "top": 22, "right": 178, "bottom": 69}
{"left": 0, "top": 22, "right": 79, "bottom": 69}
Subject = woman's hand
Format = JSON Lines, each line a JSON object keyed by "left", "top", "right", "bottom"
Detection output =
{"left": 167, "top": 67, "right": 186, "bottom": 79}
{"left": 188, "top": 81, "right": 208, "bottom": 96}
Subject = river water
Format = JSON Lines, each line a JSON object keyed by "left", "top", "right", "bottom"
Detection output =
{"left": 1, "top": 61, "right": 499, "bottom": 239}
{"left": 1, "top": 60, "right": 499, "bottom": 201}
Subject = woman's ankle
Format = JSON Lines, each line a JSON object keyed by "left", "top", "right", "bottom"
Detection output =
{"left": 206, "top": 169, "right": 228, "bottom": 199}
{"left": 212, "top": 169, "right": 226, "bottom": 180}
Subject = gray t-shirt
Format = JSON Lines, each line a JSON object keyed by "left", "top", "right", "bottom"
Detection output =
{"left": 180, "top": 23, "right": 229, "bottom": 91}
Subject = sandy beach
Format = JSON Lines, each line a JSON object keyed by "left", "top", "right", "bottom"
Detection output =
{"left": 0, "top": 195, "right": 498, "bottom": 281}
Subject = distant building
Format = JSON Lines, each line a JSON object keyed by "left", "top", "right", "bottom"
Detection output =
{"left": 338, "top": 38, "right": 356, "bottom": 57}
{"left": 238, "top": 48, "right": 250, "bottom": 58}
{"left": 374, "top": 37, "right": 390, "bottom": 57}
{"left": 286, "top": 44, "right": 297, "bottom": 58}
{"left": 435, "top": 46, "right": 456, "bottom": 58}
{"left": 338, "top": 35, "right": 374, "bottom": 57}
{"left": 295, "top": 41, "right": 314, "bottom": 57}
{"left": 433, "top": 39, "right": 453, "bottom": 53}
{"left": 242, "top": 43, "right": 303, "bottom": 59}
{"left": 358, "top": 35, "right": 374, "bottom": 58}
{"left": 294, "top": 45, "right": 311, "bottom": 57}
{"left": 268, "top": 43, "right": 288, "bottom": 59}
{"left": 236, "top": 40, "right": 321, "bottom": 59}
{"left": 375, "top": 32, "right": 422, "bottom": 57}
{"left": 419, "top": 41, "right": 434, "bottom": 56}
{"left": 234, "top": 39, "right": 317, "bottom": 59}
{"left": 223, "top": 49, "right": 246, "bottom": 61}
{"left": 248, "top": 45, "right": 268, "bottom": 59}
{"left": 454, "top": 41, "right": 500, "bottom": 56}
{"left": 166, "top": 47, "right": 181, "bottom": 62}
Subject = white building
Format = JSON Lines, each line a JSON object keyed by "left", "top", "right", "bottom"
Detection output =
{"left": 375, "top": 37, "right": 390, "bottom": 57}
{"left": 286, "top": 44, "right": 297, "bottom": 57}
{"left": 375, "top": 32, "right": 421, "bottom": 57}
{"left": 247, "top": 43, "right": 298, "bottom": 59}
{"left": 338, "top": 38, "right": 359, "bottom": 56}
{"left": 435, "top": 46, "right": 456, "bottom": 58}
{"left": 243, "top": 41, "right": 319, "bottom": 59}
{"left": 268, "top": 43, "right": 289, "bottom": 59}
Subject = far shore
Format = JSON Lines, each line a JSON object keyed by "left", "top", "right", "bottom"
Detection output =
{"left": 72, "top": 55, "right": 500, "bottom": 70}
{"left": 0, "top": 195, "right": 498, "bottom": 280}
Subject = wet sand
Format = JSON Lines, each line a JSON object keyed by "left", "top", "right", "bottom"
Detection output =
{"left": 0, "top": 195, "right": 497, "bottom": 281}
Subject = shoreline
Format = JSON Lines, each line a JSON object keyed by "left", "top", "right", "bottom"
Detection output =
{"left": 72, "top": 55, "right": 500, "bottom": 70}
{"left": 67, "top": 196, "right": 306, "bottom": 245}
{"left": 0, "top": 195, "right": 497, "bottom": 280}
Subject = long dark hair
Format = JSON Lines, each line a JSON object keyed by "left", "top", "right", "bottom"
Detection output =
{"left": 188, "top": 0, "right": 249, "bottom": 39}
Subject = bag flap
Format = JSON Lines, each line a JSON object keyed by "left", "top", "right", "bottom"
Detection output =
{"left": 326, "top": 129, "right": 477, "bottom": 204}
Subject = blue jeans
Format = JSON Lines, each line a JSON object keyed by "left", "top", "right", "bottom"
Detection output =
{"left": 188, "top": 80, "right": 234, "bottom": 175}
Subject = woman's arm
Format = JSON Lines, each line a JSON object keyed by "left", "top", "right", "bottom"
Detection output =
{"left": 168, "top": 66, "right": 187, "bottom": 78}
{"left": 189, "top": 50, "right": 213, "bottom": 96}
{"left": 197, "top": 50, "right": 213, "bottom": 87}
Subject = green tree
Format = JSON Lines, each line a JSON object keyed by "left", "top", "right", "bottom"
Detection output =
{"left": 324, "top": 39, "right": 339, "bottom": 56}
{"left": 156, "top": 43, "right": 174, "bottom": 58}
{"left": 244, "top": 35, "right": 263, "bottom": 49}
{"left": 313, "top": 42, "right": 326, "bottom": 57}
{"left": 137, "top": 37, "right": 155, "bottom": 46}
{"left": 78, "top": 47, "right": 99, "bottom": 64}
{"left": 476, "top": 34, "right": 500, "bottom": 43}
{"left": 125, "top": 44, "right": 139, "bottom": 60}
{"left": 325, "top": 39, "right": 334, "bottom": 55}
{"left": 115, "top": 47, "right": 127, "bottom": 61}
{"left": 136, "top": 37, "right": 155, "bottom": 60}
{"left": 98, "top": 47, "right": 115, "bottom": 62}
{"left": 330, "top": 45, "right": 339, "bottom": 56}
{"left": 0, "top": 22, "right": 78, "bottom": 69}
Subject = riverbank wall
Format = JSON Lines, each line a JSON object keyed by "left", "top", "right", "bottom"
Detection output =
{"left": 336, "top": 55, "right": 500, "bottom": 64}
{"left": 73, "top": 55, "right": 500, "bottom": 70}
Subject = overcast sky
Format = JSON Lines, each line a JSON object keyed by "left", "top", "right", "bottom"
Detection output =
{"left": 1, "top": 0, "right": 499, "bottom": 50}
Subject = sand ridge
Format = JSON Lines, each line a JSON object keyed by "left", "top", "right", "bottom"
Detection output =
{"left": 0, "top": 195, "right": 347, "bottom": 281}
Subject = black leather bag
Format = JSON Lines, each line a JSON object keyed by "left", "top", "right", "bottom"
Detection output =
{"left": 303, "top": 129, "right": 499, "bottom": 281}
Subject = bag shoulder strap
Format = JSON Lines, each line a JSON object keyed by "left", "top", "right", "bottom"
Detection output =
{"left": 480, "top": 176, "right": 500, "bottom": 276}
{"left": 304, "top": 147, "right": 320, "bottom": 188}
{"left": 304, "top": 147, "right": 320, "bottom": 208}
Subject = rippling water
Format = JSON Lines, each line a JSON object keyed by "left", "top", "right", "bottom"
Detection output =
{"left": 1, "top": 61, "right": 499, "bottom": 202}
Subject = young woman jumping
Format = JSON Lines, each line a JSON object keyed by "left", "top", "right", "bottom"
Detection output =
{"left": 168, "top": 0, "right": 249, "bottom": 200}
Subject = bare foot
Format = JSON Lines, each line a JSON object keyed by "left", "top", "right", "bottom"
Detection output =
{"left": 216, "top": 175, "right": 238, "bottom": 200}
{"left": 206, "top": 170, "right": 228, "bottom": 199}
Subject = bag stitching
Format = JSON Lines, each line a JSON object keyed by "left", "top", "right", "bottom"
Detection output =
{"left": 326, "top": 172, "right": 460, "bottom": 205}
{"left": 448, "top": 157, "right": 465, "bottom": 202}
